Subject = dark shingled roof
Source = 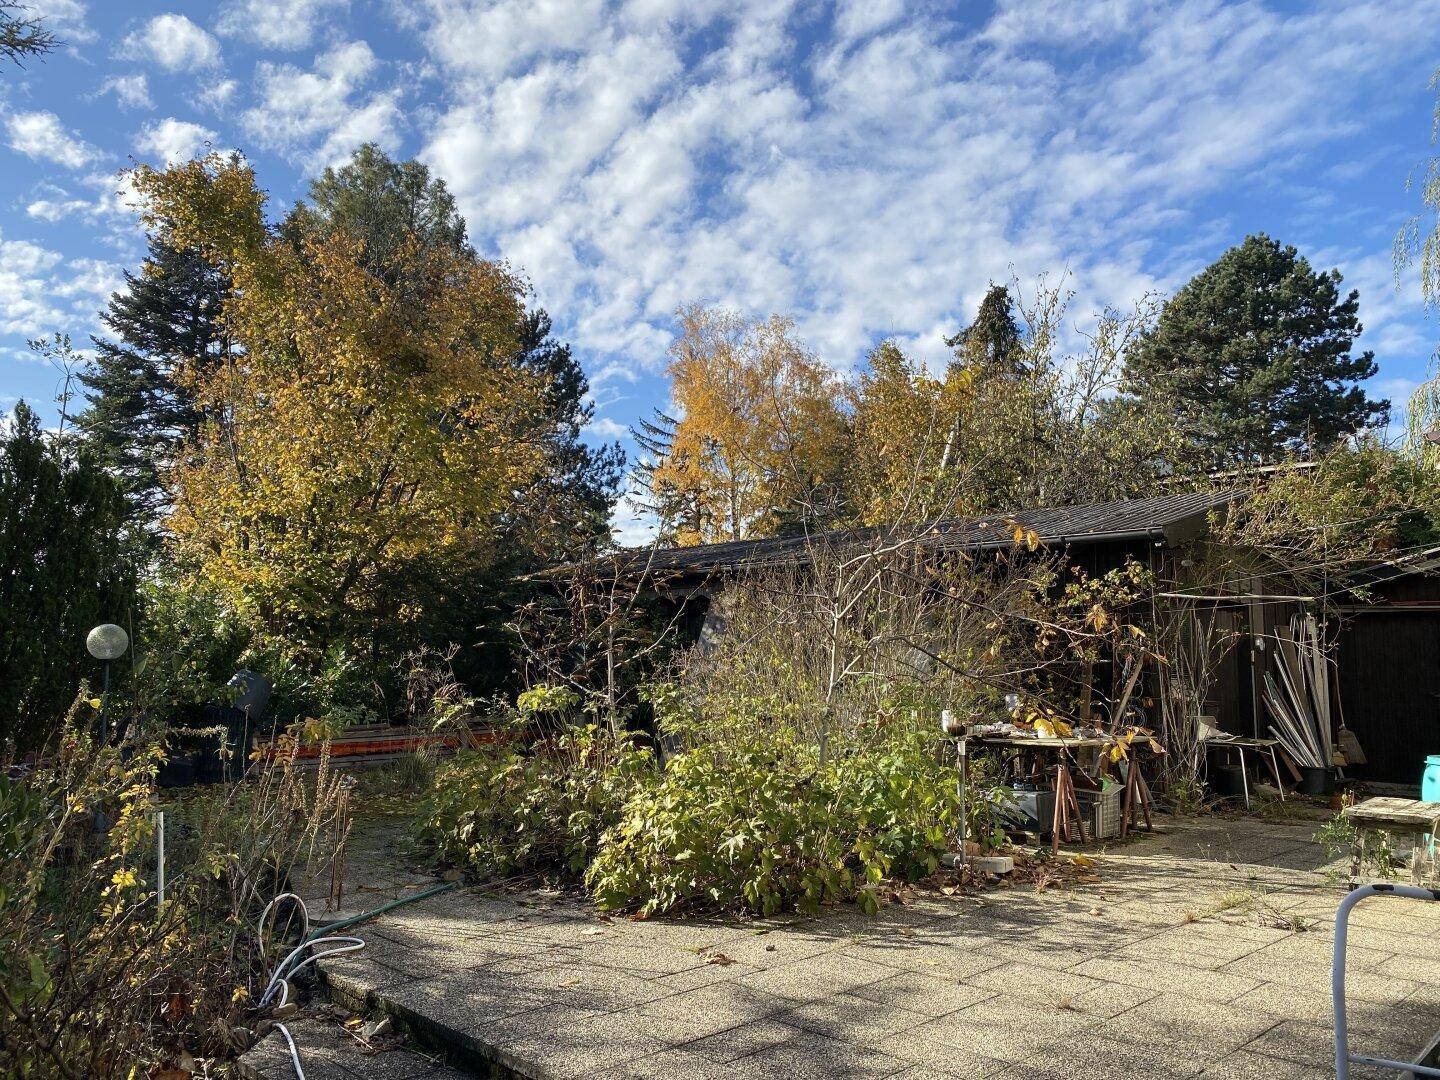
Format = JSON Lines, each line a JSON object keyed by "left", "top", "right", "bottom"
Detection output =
{"left": 618, "top": 489, "right": 1241, "bottom": 577}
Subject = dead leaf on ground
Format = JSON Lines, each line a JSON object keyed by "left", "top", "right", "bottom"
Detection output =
{"left": 705, "top": 953, "right": 737, "bottom": 966}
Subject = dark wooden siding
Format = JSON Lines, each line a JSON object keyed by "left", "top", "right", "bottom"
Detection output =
{"left": 1335, "top": 611, "right": 1440, "bottom": 785}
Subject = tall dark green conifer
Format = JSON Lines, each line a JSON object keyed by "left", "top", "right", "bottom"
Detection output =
{"left": 77, "top": 240, "right": 233, "bottom": 521}
{"left": 1123, "top": 234, "right": 1388, "bottom": 463}
{"left": 1, "top": 402, "right": 136, "bottom": 754}
{"left": 508, "top": 308, "right": 625, "bottom": 554}
{"left": 947, "top": 283, "right": 1024, "bottom": 375}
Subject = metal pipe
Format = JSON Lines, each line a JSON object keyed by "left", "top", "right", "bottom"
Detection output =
{"left": 1334, "top": 883, "right": 1440, "bottom": 1079}
{"left": 156, "top": 811, "right": 165, "bottom": 908}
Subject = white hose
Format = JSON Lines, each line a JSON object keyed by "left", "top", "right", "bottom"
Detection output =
{"left": 255, "top": 893, "right": 367, "bottom": 1079}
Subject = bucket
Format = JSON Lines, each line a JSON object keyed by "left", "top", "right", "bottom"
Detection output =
{"left": 1210, "top": 764, "right": 1246, "bottom": 799}
{"left": 1422, "top": 755, "right": 1440, "bottom": 803}
{"left": 1297, "top": 767, "right": 1331, "bottom": 796}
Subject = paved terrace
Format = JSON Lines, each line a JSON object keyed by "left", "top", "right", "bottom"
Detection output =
{"left": 243, "top": 814, "right": 1440, "bottom": 1079}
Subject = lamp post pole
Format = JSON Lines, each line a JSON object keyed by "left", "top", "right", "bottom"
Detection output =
{"left": 87, "top": 623, "right": 129, "bottom": 742}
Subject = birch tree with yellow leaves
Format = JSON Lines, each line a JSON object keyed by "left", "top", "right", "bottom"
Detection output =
{"left": 130, "top": 154, "right": 546, "bottom": 670}
{"left": 845, "top": 341, "right": 975, "bottom": 525}
{"left": 638, "top": 306, "right": 849, "bottom": 545}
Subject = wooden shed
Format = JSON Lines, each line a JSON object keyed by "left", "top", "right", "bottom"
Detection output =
{"left": 1334, "top": 549, "right": 1440, "bottom": 785}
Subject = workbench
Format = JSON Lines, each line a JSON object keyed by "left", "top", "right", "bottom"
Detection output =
{"left": 1341, "top": 797, "right": 1440, "bottom": 888}
{"left": 973, "top": 734, "right": 1153, "bottom": 851}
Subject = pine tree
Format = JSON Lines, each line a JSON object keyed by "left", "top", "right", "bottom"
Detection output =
{"left": 506, "top": 308, "right": 624, "bottom": 557}
{"left": 1123, "top": 234, "right": 1388, "bottom": 463}
{"left": 77, "top": 240, "right": 233, "bottom": 522}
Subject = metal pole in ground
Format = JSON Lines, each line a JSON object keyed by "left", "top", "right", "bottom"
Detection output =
{"left": 156, "top": 810, "right": 166, "bottom": 908}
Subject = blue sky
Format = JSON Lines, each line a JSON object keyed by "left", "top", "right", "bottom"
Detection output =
{"left": 2, "top": 0, "right": 1439, "bottom": 541}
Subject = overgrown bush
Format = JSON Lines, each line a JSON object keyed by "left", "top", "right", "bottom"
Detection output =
{"left": 0, "top": 699, "right": 350, "bottom": 1077}
{"left": 416, "top": 723, "right": 652, "bottom": 879}
{"left": 586, "top": 726, "right": 1006, "bottom": 917}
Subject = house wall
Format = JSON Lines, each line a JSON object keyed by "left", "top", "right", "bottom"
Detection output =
{"left": 1334, "top": 571, "right": 1440, "bottom": 786}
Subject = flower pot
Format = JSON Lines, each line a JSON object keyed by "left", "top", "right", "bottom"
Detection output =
{"left": 1297, "top": 767, "right": 1331, "bottom": 796}
{"left": 1209, "top": 764, "right": 1246, "bottom": 799}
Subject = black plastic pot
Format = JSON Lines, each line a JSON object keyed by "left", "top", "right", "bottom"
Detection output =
{"left": 1297, "top": 767, "right": 1332, "bottom": 796}
{"left": 156, "top": 756, "right": 197, "bottom": 788}
{"left": 1209, "top": 764, "right": 1247, "bottom": 799}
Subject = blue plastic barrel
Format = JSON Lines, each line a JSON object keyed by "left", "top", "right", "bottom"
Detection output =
{"left": 1425, "top": 756, "right": 1440, "bottom": 854}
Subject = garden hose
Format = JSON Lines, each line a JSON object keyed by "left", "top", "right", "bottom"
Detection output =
{"left": 255, "top": 882, "right": 457, "bottom": 1079}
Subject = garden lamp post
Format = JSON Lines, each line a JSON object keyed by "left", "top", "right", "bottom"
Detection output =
{"left": 87, "top": 623, "right": 129, "bottom": 740}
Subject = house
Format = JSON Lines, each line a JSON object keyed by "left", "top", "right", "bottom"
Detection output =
{"left": 615, "top": 490, "right": 1438, "bottom": 789}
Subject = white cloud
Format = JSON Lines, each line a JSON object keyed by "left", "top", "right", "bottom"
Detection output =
{"left": 134, "top": 118, "right": 219, "bottom": 165}
{"left": 241, "top": 41, "right": 401, "bottom": 167}
{"left": 120, "top": 14, "right": 221, "bottom": 73}
{"left": 217, "top": 0, "right": 349, "bottom": 49}
{"left": 23, "top": 0, "right": 96, "bottom": 43}
{"left": 5, "top": 110, "right": 101, "bottom": 169}
{"left": 585, "top": 416, "right": 629, "bottom": 439}
{"left": 99, "top": 73, "right": 153, "bottom": 110}
{"left": 0, "top": 229, "right": 120, "bottom": 337}
{"left": 400, "top": 0, "right": 1440, "bottom": 399}
{"left": 196, "top": 79, "right": 239, "bottom": 113}
{"left": 26, "top": 193, "right": 90, "bottom": 222}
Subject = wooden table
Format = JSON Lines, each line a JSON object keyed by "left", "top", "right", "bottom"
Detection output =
{"left": 973, "top": 735, "right": 1140, "bottom": 852}
{"left": 1342, "top": 797, "right": 1440, "bottom": 888}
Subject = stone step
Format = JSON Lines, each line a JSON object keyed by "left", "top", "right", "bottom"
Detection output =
{"left": 319, "top": 964, "right": 543, "bottom": 1078}
{"left": 236, "top": 1014, "right": 473, "bottom": 1080}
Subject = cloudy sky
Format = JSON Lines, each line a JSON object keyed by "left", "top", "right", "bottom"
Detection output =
{"left": 2, "top": 0, "right": 1439, "bottom": 537}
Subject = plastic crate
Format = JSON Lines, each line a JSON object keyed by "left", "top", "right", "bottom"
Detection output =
{"left": 1076, "top": 785, "right": 1123, "bottom": 841}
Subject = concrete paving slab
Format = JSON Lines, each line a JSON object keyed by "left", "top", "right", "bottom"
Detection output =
{"left": 306, "top": 812, "right": 1439, "bottom": 1079}
{"left": 898, "top": 993, "right": 1097, "bottom": 1063}
{"left": 847, "top": 970, "right": 998, "bottom": 1018}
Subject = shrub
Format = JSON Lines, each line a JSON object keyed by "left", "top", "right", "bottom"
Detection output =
{"left": 416, "top": 724, "right": 652, "bottom": 879}
{"left": 0, "top": 699, "right": 350, "bottom": 1077}
{"left": 586, "top": 730, "right": 1007, "bottom": 917}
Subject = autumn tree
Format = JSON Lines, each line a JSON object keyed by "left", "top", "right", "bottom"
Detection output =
{"left": 639, "top": 306, "right": 849, "bottom": 545}
{"left": 846, "top": 341, "right": 973, "bottom": 524}
{"left": 846, "top": 281, "right": 1182, "bottom": 525}
{"left": 1123, "top": 234, "right": 1388, "bottom": 463}
{"left": 288, "top": 145, "right": 623, "bottom": 561}
{"left": 1399, "top": 68, "right": 1440, "bottom": 462}
{"left": 131, "top": 154, "right": 546, "bottom": 675}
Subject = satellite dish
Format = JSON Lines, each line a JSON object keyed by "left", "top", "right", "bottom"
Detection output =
{"left": 228, "top": 670, "right": 272, "bottom": 717}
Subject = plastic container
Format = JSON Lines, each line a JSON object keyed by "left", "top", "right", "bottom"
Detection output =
{"left": 1005, "top": 786, "right": 1056, "bottom": 838}
{"left": 1422, "top": 755, "right": 1440, "bottom": 803}
{"left": 1077, "top": 785, "right": 1123, "bottom": 840}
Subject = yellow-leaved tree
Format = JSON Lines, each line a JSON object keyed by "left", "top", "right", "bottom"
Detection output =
{"left": 639, "top": 306, "right": 849, "bottom": 545}
{"left": 846, "top": 341, "right": 974, "bottom": 525}
{"left": 131, "top": 155, "right": 545, "bottom": 670}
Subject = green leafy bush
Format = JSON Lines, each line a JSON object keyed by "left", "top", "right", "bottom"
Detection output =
{"left": 586, "top": 731, "right": 1005, "bottom": 917}
{"left": 416, "top": 725, "right": 652, "bottom": 878}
